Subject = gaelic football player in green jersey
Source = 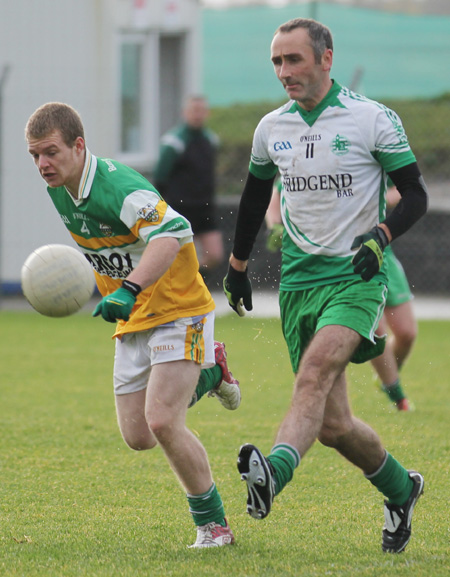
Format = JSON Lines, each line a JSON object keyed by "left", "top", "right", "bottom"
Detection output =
{"left": 25, "top": 102, "right": 238, "bottom": 548}
{"left": 224, "top": 18, "right": 427, "bottom": 553}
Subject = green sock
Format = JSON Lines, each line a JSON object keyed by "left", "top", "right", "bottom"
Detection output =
{"left": 365, "top": 452, "right": 414, "bottom": 505}
{"left": 188, "top": 365, "right": 222, "bottom": 408}
{"left": 382, "top": 379, "right": 406, "bottom": 403}
{"left": 187, "top": 483, "right": 226, "bottom": 526}
{"left": 267, "top": 443, "right": 301, "bottom": 496}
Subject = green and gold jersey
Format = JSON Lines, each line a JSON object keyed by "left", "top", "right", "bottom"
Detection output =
{"left": 249, "top": 81, "right": 416, "bottom": 290}
{"left": 47, "top": 150, "right": 214, "bottom": 337}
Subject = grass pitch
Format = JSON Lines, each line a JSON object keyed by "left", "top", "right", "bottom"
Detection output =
{"left": 1, "top": 308, "right": 449, "bottom": 576}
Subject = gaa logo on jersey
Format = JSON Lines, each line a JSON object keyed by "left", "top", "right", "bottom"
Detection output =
{"left": 274, "top": 141, "right": 292, "bottom": 151}
{"left": 191, "top": 322, "right": 204, "bottom": 333}
{"left": 331, "top": 134, "right": 351, "bottom": 156}
{"left": 137, "top": 203, "right": 159, "bottom": 222}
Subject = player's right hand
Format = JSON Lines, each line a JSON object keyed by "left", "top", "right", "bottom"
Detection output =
{"left": 223, "top": 265, "right": 252, "bottom": 317}
{"left": 92, "top": 287, "right": 137, "bottom": 323}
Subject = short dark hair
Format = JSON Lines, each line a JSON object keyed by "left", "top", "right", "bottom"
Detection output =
{"left": 25, "top": 102, "right": 84, "bottom": 146}
{"left": 275, "top": 18, "right": 333, "bottom": 64}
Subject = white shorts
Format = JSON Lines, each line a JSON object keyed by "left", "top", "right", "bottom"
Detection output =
{"left": 113, "top": 312, "right": 215, "bottom": 396}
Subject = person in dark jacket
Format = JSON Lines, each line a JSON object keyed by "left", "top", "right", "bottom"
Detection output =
{"left": 153, "top": 96, "right": 224, "bottom": 275}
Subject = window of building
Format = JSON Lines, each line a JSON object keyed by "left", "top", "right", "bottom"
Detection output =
{"left": 117, "top": 32, "right": 156, "bottom": 172}
{"left": 120, "top": 41, "right": 142, "bottom": 153}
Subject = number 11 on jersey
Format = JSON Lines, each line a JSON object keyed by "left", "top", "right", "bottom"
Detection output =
{"left": 306, "top": 142, "right": 315, "bottom": 159}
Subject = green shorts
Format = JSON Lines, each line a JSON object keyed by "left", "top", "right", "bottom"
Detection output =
{"left": 279, "top": 279, "right": 388, "bottom": 372}
{"left": 385, "top": 249, "right": 412, "bottom": 307}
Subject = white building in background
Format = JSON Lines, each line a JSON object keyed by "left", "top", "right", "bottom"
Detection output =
{"left": 0, "top": 0, "right": 202, "bottom": 290}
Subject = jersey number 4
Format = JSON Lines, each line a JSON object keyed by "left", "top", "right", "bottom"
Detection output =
{"left": 81, "top": 221, "right": 91, "bottom": 235}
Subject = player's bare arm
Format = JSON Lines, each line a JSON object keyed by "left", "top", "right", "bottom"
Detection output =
{"left": 126, "top": 236, "right": 180, "bottom": 290}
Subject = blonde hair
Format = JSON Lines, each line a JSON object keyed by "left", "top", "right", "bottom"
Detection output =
{"left": 25, "top": 102, "right": 84, "bottom": 146}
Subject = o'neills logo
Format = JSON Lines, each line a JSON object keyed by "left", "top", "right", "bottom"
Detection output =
{"left": 282, "top": 173, "right": 352, "bottom": 192}
{"left": 153, "top": 345, "right": 175, "bottom": 352}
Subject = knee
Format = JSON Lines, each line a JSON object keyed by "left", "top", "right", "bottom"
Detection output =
{"left": 145, "top": 412, "right": 173, "bottom": 445}
{"left": 122, "top": 433, "right": 157, "bottom": 452}
{"left": 295, "top": 364, "right": 325, "bottom": 397}
{"left": 119, "top": 418, "right": 157, "bottom": 451}
{"left": 395, "top": 325, "right": 417, "bottom": 349}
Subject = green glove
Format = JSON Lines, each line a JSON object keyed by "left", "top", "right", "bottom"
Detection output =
{"left": 351, "top": 226, "right": 389, "bottom": 281}
{"left": 266, "top": 223, "right": 284, "bottom": 253}
{"left": 223, "top": 265, "right": 252, "bottom": 317}
{"left": 93, "top": 281, "right": 141, "bottom": 323}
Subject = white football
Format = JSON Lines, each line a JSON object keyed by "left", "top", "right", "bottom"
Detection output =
{"left": 21, "top": 244, "right": 95, "bottom": 317}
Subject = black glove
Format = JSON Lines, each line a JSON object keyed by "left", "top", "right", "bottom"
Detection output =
{"left": 351, "top": 226, "right": 389, "bottom": 281}
{"left": 223, "top": 265, "right": 252, "bottom": 317}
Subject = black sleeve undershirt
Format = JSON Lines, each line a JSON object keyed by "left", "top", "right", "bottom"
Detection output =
{"left": 384, "top": 162, "right": 428, "bottom": 240}
{"left": 232, "top": 172, "right": 275, "bottom": 261}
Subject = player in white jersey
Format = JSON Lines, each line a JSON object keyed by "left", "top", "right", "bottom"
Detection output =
{"left": 25, "top": 102, "right": 237, "bottom": 548}
{"left": 223, "top": 18, "right": 427, "bottom": 553}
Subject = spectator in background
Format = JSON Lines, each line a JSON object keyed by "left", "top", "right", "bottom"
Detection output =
{"left": 153, "top": 96, "right": 224, "bottom": 279}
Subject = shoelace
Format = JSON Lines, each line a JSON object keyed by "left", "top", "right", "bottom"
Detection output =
{"left": 195, "top": 522, "right": 221, "bottom": 545}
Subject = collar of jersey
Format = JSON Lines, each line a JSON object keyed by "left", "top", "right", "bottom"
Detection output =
{"left": 284, "top": 80, "right": 345, "bottom": 127}
{"left": 65, "top": 148, "right": 97, "bottom": 205}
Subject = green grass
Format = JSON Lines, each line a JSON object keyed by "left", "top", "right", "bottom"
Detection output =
{"left": 1, "top": 309, "right": 449, "bottom": 576}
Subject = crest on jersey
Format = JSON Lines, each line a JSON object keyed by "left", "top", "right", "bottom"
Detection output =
{"left": 331, "top": 134, "right": 351, "bottom": 156}
{"left": 99, "top": 222, "right": 113, "bottom": 237}
{"left": 192, "top": 322, "right": 204, "bottom": 333}
{"left": 137, "top": 203, "right": 159, "bottom": 222}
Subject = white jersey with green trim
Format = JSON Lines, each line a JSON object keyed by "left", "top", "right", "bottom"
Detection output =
{"left": 47, "top": 150, "right": 214, "bottom": 336}
{"left": 249, "top": 81, "right": 416, "bottom": 290}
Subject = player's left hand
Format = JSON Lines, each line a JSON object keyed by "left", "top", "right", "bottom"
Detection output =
{"left": 223, "top": 265, "right": 252, "bottom": 317}
{"left": 93, "top": 287, "right": 137, "bottom": 323}
{"left": 351, "top": 226, "right": 389, "bottom": 281}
